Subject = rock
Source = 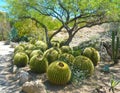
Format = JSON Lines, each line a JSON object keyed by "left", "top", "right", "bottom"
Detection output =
{"left": 22, "top": 80, "right": 46, "bottom": 93}
{"left": 12, "top": 65, "right": 18, "bottom": 73}
{"left": 16, "top": 70, "right": 30, "bottom": 84}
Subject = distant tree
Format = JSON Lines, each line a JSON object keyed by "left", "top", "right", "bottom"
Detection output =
{"left": 0, "top": 11, "right": 10, "bottom": 40}
{"left": 5, "top": 0, "right": 120, "bottom": 46}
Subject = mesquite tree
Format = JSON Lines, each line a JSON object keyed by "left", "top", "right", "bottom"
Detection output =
{"left": 5, "top": 0, "right": 120, "bottom": 47}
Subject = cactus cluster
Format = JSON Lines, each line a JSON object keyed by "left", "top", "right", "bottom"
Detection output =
{"left": 47, "top": 61, "right": 71, "bottom": 85}
{"left": 83, "top": 47, "right": 100, "bottom": 66}
{"left": 12, "top": 37, "right": 100, "bottom": 86}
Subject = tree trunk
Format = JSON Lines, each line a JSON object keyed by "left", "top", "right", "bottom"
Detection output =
{"left": 44, "top": 27, "right": 52, "bottom": 48}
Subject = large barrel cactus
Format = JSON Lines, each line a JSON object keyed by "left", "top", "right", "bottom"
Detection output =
{"left": 47, "top": 61, "right": 71, "bottom": 85}
{"left": 83, "top": 47, "right": 100, "bottom": 66}
{"left": 43, "top": 48, "right": 61, "bottom": 64}
{"left": 73, "top": 56, "right": 94, "bottom": 76}
{"left": 35, "top": 40, "right": 47, "bottom": 52}
{"left": 13, "top": 52, "right": 29, "bottom": 67}
{"left": 29, "top": 55, "right": 48, "bottom": 73}
{"left": 60, "top": 46, "right": 73, "bottom": 54}
{"left": 59, "top": 53, "right": 75, "bottom": 64}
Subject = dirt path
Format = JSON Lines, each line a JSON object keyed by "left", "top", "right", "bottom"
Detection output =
{"left": 0, "top": 41, "right": 20, "bottom": 93}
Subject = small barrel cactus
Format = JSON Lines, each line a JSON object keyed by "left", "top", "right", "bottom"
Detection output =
{"left": 83, "top": 47, "right": 100, "bottom": 66}
{"left": 30, "top": 50, "right": 43, "bottom": 58}
{"left": 51, "top": 40, "right": 60, "bottom": 48}
{"left": 35, "top": 40, "right": 47, "bottom": 52}
{"left": 60, "top": 46, "right": 73, "bottom": 54}
{"left": 29, "top": 55, "right": 48, "bottom": 73}
{"left": 25, "top": 43, "right": 36, "bottom": 50}
{"left": 13, "top": 52, "right": 29, "bottom": 67}
{"left": 25, "top": 49, "right": 33, "bottom": 58}
{"left": 73, "top": 56, "right": 94, "bottom": 76}
{"left": 47, "top": 61, "right": 71, "bottom": 85}
{"left": 59, "top": 53, "right": 75, "bottom": 64}
{"left": 43, "top": 48, "right": 61, "bottom": 64}
{"left": 14, "top": 45, "right": 24, "bottom": 53}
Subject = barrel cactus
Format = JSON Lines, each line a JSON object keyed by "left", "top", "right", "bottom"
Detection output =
{"left": 47, "top": 61, "right": 71, "bottom": 85}
{"left": 25, "top": 43, "right": 36, "bottom": 50}
{"left": 59, "top": 53, "right": 75, "bottom": 64}
{"left": 29, "top": 55, "right": 48, "bottom": 73}
{"left": 43, "top": 48, "right": 61, "bottom": 64}
{"left": 25, "top": 49, "right": 33, "bottom": 58}
{"left": 60, "top": 46, "right": 73, "bottom": 54}
{"left": 14, "top": 45, "right": 24, "bottom": 53}
{"left": 73, "top": 56, "right": 94, "bottom": 76}
{"left": 13, "top": 52, "right": 29, "bottom": 67}
{"left": 83, "top": 47, "right": 100, "bottom": 66}
{"left": 35, "top": 40, "right": 47, "bottom": 51}
{"left": 30, "top": 50, "right": 43, "bottom": 58}
{"left": 51, "top": 40, "right": 60, "bottom": 48}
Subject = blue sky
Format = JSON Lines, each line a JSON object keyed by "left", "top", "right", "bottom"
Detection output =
{"left": 0, "top": 0, "right": 6, "bottom": 11}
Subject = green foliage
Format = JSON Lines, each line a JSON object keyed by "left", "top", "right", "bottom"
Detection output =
{"left": 83, "top": 47, "right": 100, "bottom": 66}
{"left": 72, "top": 47, "right": 82, "bottom": 57}
{"left": 109, "top": 75, "right": 120, "bottom": 93}
{"left": 5, "top": 0, "right": 120, "bottom": 46}
{"left": 9, "top": 27, "right": 19, "bottom": 42}
{"left": 13, "top": 52, "right": 29, "bottom": 67}
{"left": 43, "top": 47, "right": 61, "bottom": 64}
{"left": 73, "top": 56, "right": 94, "bottom": 76}
{"left": 71, "top": 69, "right": 87, "bottom": 87}
{"left": 30, "top": 55, "right": 48, "bottom": 73}
{"left": 47, "top": 61, "right": 71, "bottom": 85}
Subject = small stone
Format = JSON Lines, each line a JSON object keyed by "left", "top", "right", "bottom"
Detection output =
{"left": 13, "top": 65, "right": 18, "bottom": 73}
{"left": 22, "top": 80, "right": 46, "bottom": 93}
{"left": 16, "top": 70, "right": 30, "bottom": 85}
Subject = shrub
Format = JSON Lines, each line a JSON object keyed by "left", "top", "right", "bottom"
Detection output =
{"left": 83, "top": 47, "right": 100, "bottom": 66}
{"left": 47, "top": 61, "right": 71, "bottom": 85}
{"left": 13, "top": 52, "right": 29, "bottom": 67}
{"left": 29, "top": 55, "right": 48, "bottom": 73}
